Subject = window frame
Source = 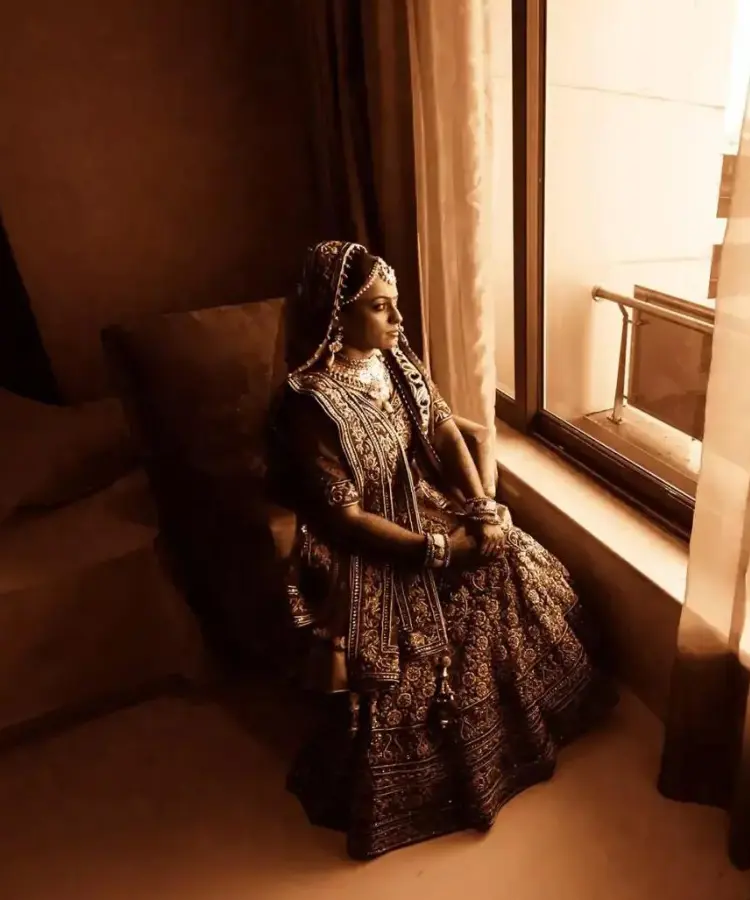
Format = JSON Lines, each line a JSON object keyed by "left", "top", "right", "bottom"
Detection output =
{"left": 499, "top": 0, "right": 695, "bottom": 541}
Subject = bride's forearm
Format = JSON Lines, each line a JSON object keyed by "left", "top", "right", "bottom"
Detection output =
{"left": 333, "top": 505, "right": 427, "bottom": 564}
{"left": 434, "top": 418, "right": 488, "bottom": 500}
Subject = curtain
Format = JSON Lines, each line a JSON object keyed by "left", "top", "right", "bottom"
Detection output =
{"left": 0, "top": 214, "right": 58, "bottom": 403}
{"left": 406, "top": 0, "right": 498, "bottom": 434}
{"left": 294, "top": 0, "right": 423, "bottom": 355}
{"left": 658, "top": 90, "right": 750, "bottom": 870}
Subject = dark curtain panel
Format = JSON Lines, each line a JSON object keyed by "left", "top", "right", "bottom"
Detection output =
{"left": 657, "top": 211, "right": 750, "bottom": 869}
{"left": 659, "top": 586, "right": 750, "bottom": 870}
{"left": 294, "top": 0, "right": 424, "bottom": 356}
{"left": 0, "top": 214, "right": 58, "bottom": 403}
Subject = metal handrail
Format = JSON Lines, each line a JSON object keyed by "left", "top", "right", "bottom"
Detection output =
{"left": 633, "top": 285, "right": 715, "bottom": 323}
{"left": 591, "top": 284, "right": 714, "bottom": 425}
{"left": 592, "top": 286, "right": 714, "bottom": 336}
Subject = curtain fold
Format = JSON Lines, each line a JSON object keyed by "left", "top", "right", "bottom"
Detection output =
{"left": 294, "top": 0, "right": 423, "bottom": 355}
{"left": 406, "top": 0, "right": 498, "bottom": 434}
{"left": 659, "top": 89, "right": 750, "bottom": 870}
{"left": 0, "top": 215, "right": 58, "bottom": 403}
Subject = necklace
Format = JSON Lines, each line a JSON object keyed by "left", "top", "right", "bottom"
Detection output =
{"left": 329, "top": 351, "right": 394, "bottom": 412}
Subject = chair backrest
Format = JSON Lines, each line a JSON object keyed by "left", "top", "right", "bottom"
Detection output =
{"left": 102, "top": 298, "right": 287, "bottom": 486}
{"left": 100, "top": 298, "right": 289, "bottom": 663}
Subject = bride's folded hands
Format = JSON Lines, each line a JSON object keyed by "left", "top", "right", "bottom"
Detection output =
{"left": 469, "top": 505, "right": 512, "bottom": 560}
{"left": 475, "top": 521, "right": 507, "bottom": 560}
{"left": 440, "top": 505, "right": 513, "bottom": 569}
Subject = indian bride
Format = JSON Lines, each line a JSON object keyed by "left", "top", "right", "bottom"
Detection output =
{"left": 269, "top": 240, "right": 617, "bottom": 860}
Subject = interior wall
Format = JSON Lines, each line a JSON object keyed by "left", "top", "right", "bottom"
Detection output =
{"left": 0, "top": 0, "right": 321, "bottom": 401}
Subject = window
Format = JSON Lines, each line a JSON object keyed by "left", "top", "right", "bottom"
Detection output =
{"left": 496, "top": 0, "right": 750, "bottom": 539}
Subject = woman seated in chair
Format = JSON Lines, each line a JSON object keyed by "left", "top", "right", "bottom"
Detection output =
{"left": 270, "top": 240, "right": 617, "bottom": 860}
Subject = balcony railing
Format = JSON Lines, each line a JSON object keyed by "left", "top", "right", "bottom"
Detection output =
{"left": 592, "top": 285, "right": 714, "bottom": 443}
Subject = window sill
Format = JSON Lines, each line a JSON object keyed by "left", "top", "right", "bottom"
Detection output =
{"left": 495, "top": 420, "right": 689, "bottom": 606}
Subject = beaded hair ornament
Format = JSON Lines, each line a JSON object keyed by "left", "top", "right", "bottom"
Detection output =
{"left": 344, "top": 256, "right": 397, "bottom": 307}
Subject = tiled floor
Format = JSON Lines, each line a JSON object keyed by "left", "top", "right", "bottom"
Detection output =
{"left": 0, "top": 684, "right": 748, "bottom": 900}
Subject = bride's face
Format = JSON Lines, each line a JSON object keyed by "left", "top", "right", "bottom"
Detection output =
{"left": 340, "top": 277, "right": 403, "bottom": 353}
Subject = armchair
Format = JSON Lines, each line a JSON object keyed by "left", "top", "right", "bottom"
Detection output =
{"left": 102, "top": 298, "right": 294, "bottom": 670}
{"left": 102, "top": 297, "right": 497, "bottom": 674}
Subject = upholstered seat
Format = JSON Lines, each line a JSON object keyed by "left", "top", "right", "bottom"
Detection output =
{"left": 102, "top": 297, "right": 496, "bottom": 671}
{"left": 0, "top": 469, "right": 206, "bottom": 736}
{"left": 102, "top": 298, "right": 294, "bottom": 669}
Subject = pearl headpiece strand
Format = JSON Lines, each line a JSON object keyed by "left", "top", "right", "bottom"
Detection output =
{"left": 342, "top": 257, "right": 397, "bottom": 307}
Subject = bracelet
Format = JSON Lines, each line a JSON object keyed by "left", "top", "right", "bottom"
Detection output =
{"left": 463, "top": 496, "right": 501, "bottom": 524}
{"left": 425, "top": 532, "right": 450, "bottom": 568}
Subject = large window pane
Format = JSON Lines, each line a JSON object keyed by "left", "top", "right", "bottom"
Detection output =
{"left": 543, "top": 0, "right": 749, "bottom": 499}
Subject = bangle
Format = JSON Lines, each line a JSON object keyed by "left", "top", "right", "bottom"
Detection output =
{"left": 425, "top": 532, "right": 450, "bottom": 568}
{"left": 435, "top": 533, "right": 450, "bottom": 568}
{"left": 463, "top": 496, "right": 500, "bottom": 524}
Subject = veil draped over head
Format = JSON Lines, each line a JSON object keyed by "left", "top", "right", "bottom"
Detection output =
{"left": 285, "top": 240, "right": 397, "bottom": 374}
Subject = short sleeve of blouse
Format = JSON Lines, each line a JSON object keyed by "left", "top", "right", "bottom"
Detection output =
{"left": 285, "top": 392, "right": 361, "bottom": 511}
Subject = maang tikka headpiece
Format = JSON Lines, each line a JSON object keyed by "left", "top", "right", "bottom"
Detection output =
{"left": 342, "top": 257, "right": 397, "bottom": 307}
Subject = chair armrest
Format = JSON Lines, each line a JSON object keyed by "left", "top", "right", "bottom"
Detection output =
{"left": 453, "top": 414, "right": 498, "bottom": 498}
{"left": 207, "top": 486, "right": 298, "bottom": 564}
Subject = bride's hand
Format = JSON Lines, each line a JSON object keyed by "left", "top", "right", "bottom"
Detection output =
{"left": 447, "top": 526, "right": 480, "bottom": 567}
{"left": 476, "top": 522, "right": 507, "bottom": 559}
{"left": 467, "top": 507, "right": 512, "bottom": 560}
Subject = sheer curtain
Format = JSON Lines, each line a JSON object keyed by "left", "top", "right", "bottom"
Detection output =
{"left": 407, "top": 0, "right": 498, "bottom": 434}
{"left": 659, "top": 90, "right": 750, "bottom": 870}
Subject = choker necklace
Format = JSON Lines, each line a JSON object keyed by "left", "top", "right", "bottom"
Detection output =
{"left": 333, "top": 351, "right": 379, "bottom": 371}
{"left": 329, "top": 350, "right": 394, "bottom": 412}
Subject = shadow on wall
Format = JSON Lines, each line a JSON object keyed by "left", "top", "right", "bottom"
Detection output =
{"left": 0, "top": 0, "right": 322, "bottom": 401}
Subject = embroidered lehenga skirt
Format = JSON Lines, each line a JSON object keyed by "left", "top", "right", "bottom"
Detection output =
{"left": 287, "top": 480, "right": 617, "bottom": 860}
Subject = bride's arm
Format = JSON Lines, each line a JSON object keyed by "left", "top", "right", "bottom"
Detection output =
{"left": 325, "top": 488, "right": 478, "bottom": 568}
{"left": 285, "top": 393, "right": 428, "bottom": 564}
{"left": 284, "top": 393, "right": 483, "bottom": 566}
{"left": 433, "top": 417, "right": 490, "bottom": 501}
{"left": 421, "top": 364, "right": 494, "bottom": 501}
{"left": 332, "top": 503, "right": 428, "bottom": 564}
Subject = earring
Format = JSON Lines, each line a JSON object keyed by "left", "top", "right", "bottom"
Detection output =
{"left": 327, "top": 326, "right": 344, "bottom": 369}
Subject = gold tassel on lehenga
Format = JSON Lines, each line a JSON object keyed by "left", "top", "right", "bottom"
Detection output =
{"left": 430, "top": 654, "right": 458, "bottom": 731}
{"left": 348, "top": 692, "right": 361, "bottom": 738}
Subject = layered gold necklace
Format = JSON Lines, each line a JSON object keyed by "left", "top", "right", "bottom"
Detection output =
{"left": 329, "top": 350, "right": 395, "bottom": 413}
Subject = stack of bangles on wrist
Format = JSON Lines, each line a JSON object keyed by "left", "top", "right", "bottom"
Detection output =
{"left": 463, "top": 496, "right": 502, "bottom": 524}
{"left": 424, "top": 532, "right": 450, "bottom": 568}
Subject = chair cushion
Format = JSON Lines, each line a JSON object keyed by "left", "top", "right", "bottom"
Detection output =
{"left": 101, "top": 298, "right": 291, "bottom": 664}
{"left": 102, "top": 299, "right": 287, "bottom": 482}
{"left": 0, "top": 389, "right": 137, "bottom": 525}
{"left": 0, "top": 469, "right": 205, "bottom": 732}
{"left": 0, "top": 469, "right": 157, "bottom": 595}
